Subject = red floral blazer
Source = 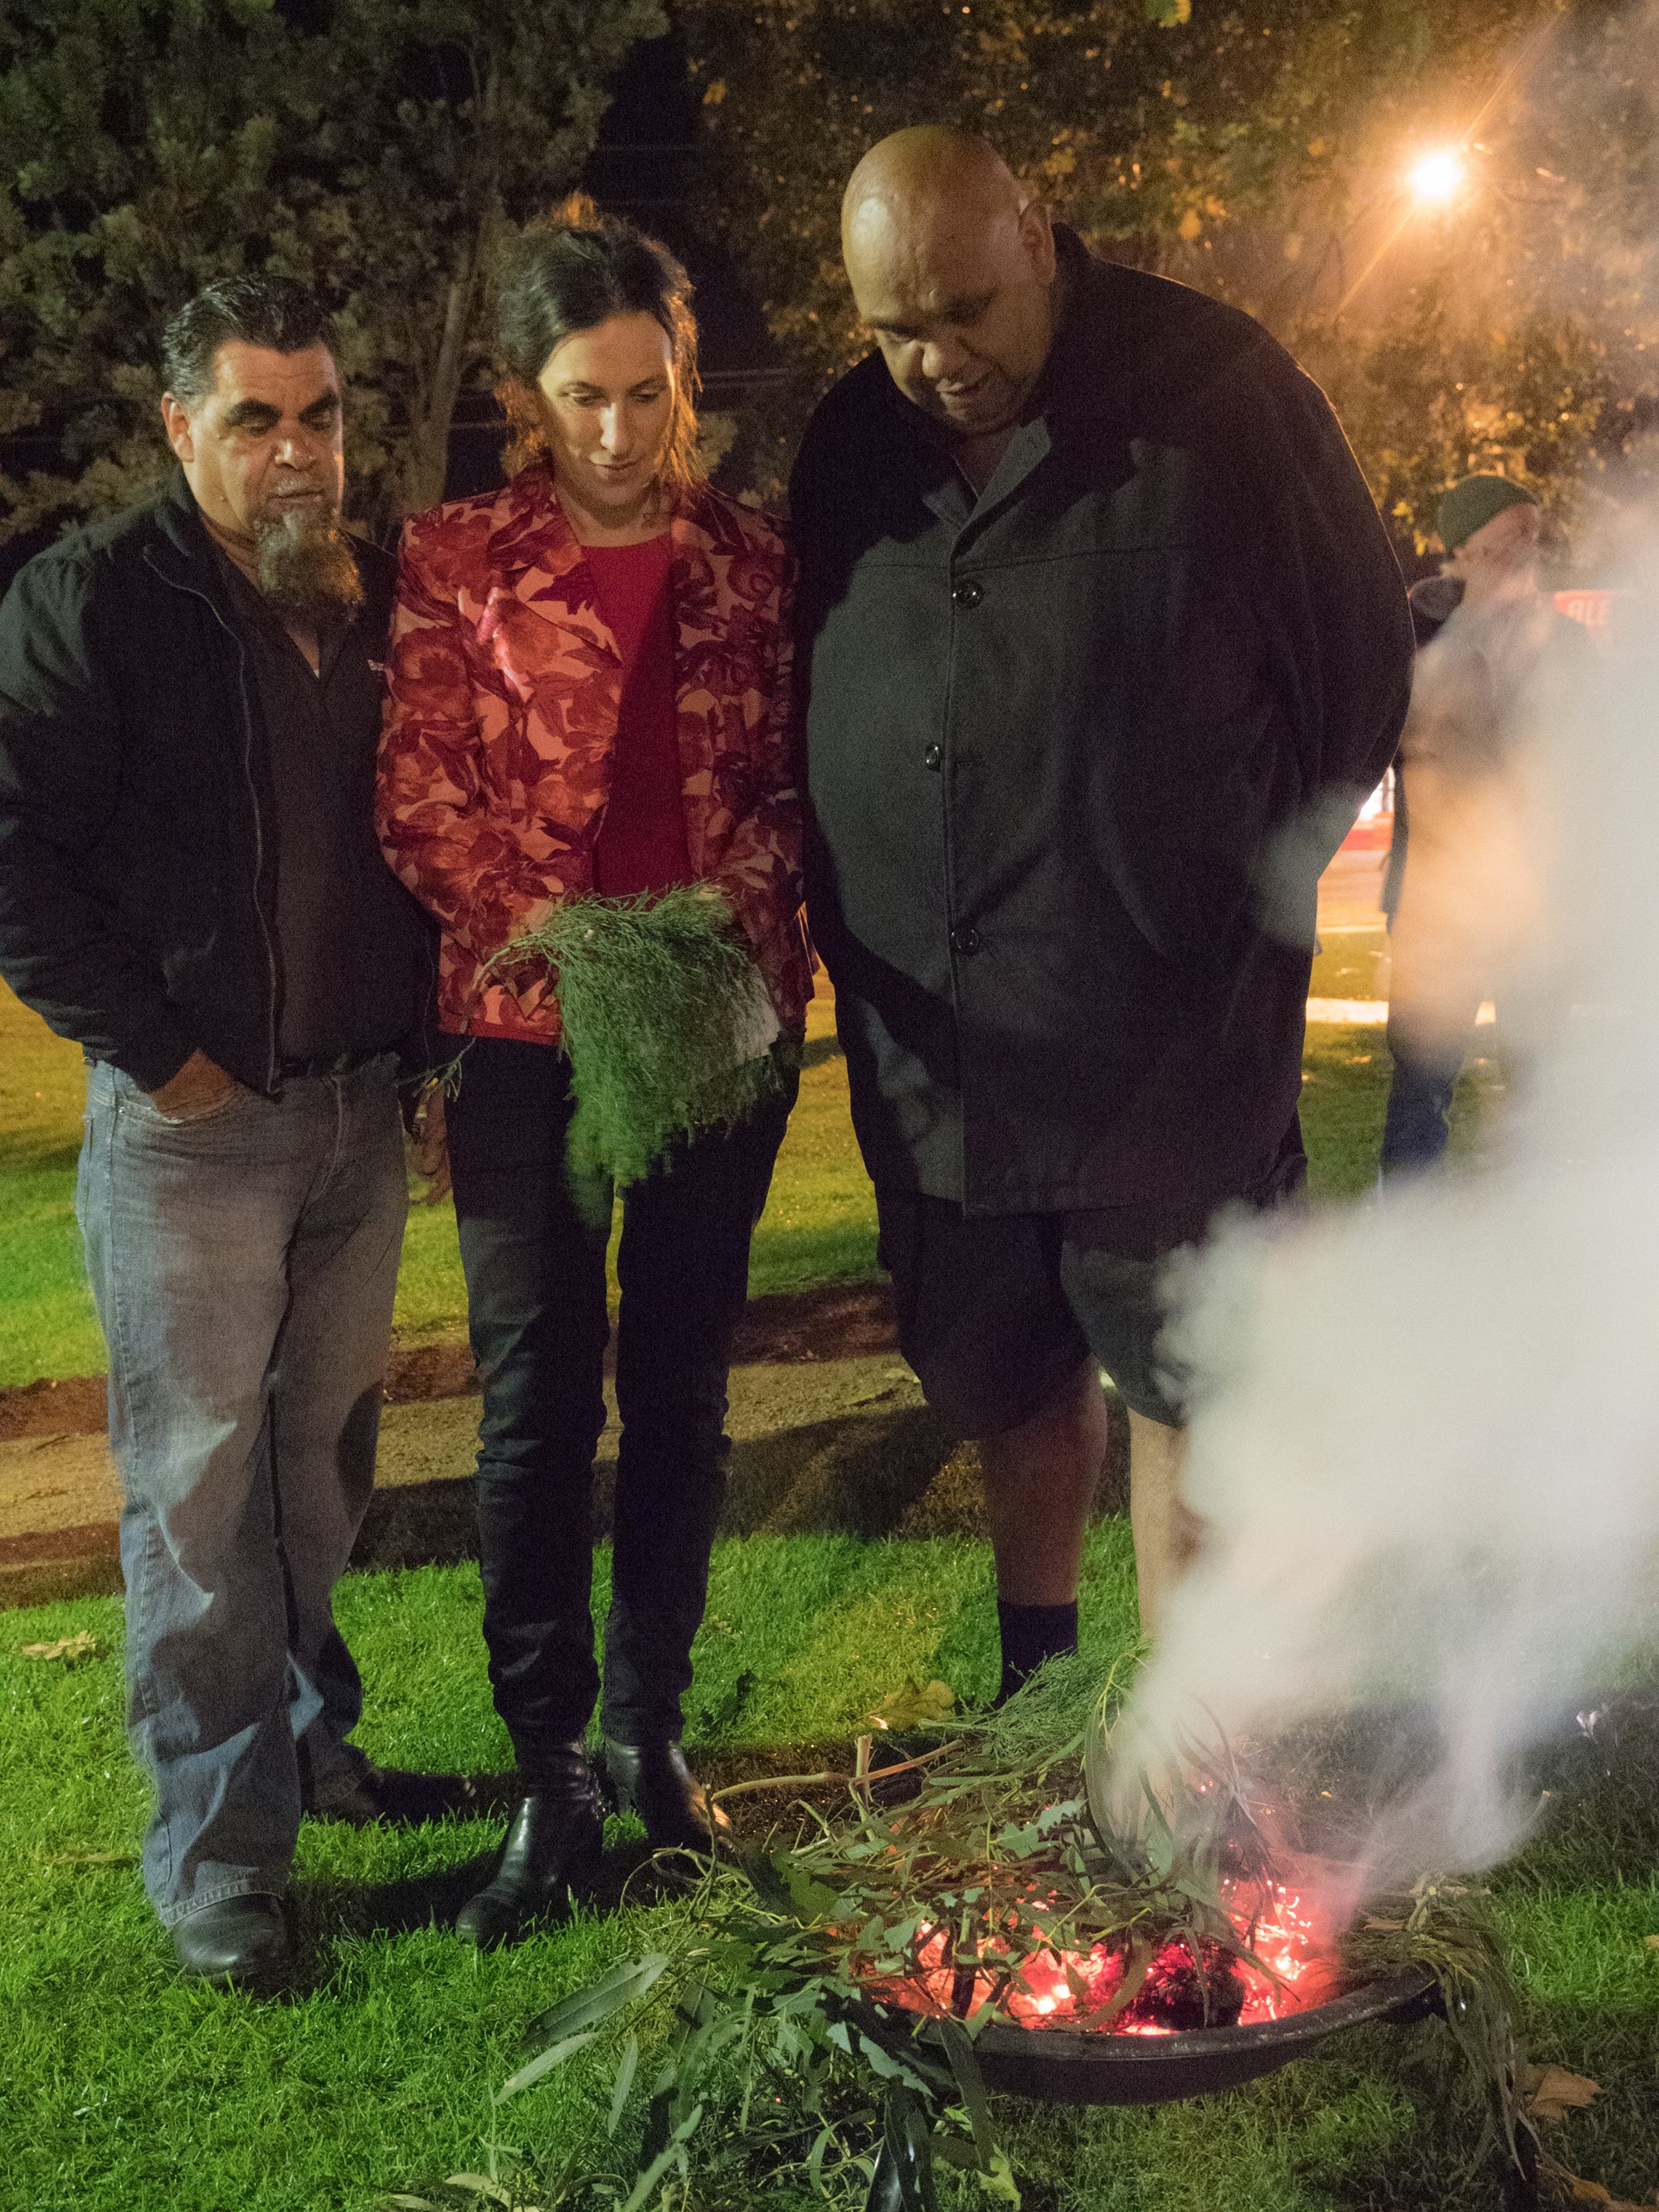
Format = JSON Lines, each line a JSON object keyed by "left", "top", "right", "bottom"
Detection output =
{"left": 376, "top": 464, "right": 810, "bottom": 1043}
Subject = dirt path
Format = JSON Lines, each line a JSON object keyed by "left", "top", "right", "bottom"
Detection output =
{"left": 0, "top": 845, "right": 1374, "bottom": 1610}
{"left": 1318, "top": 843, "right": 1390, "bottom": 931}
{"left": 2, "top": 1281, "right": 1131, "bottom": 1612}
{"left": 0, "top": 1279, "right": 901, "bottom": 1448}
{"left": 0, "top": 1354, "right": 985, "bottom": 1610}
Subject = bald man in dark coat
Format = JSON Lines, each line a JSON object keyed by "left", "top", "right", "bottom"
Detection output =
{"left": 791, "top": 129, "right": 1412, "bottom": 1685}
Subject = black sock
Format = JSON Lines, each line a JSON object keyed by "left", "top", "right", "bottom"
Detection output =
{"left": 996, "top": 1600, "right": 1079, "bottom": 1705}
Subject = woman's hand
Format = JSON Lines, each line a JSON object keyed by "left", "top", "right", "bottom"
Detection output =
{"left": 692, "top": 881, "right": 736, "bottom": 926}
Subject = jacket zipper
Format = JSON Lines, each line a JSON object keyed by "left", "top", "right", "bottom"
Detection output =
{"left": 146, "top": 553, "right": 281, "bottom": 1091}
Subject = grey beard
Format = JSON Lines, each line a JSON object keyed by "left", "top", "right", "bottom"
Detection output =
{"left": 254, "top": 506, "right": 365, "bottom": 628}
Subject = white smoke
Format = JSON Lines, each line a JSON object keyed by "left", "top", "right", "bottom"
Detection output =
{"left": 1091, "top": 558, "right": 1659, "bottom": 1900}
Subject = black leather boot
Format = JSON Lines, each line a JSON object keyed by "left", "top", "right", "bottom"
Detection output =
{"left": 455, "top": 1746, "right": 605, "bottom": 1949}
{"left": 171, "top": 1894, "right": 294, "bottom": 1991}
{"left": 602, "top": 1739, "right": 730, "bottom": 1856}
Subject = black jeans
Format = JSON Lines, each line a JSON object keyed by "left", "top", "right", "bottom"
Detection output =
{"left": 444, "top": 1035, "right": 794, "bottom": 1764}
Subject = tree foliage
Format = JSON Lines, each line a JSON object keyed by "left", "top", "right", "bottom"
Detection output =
{"left": 682, "top": 0, "right": 1659, "bottom": 549}
{"left": 0, "top": 0, "right": 664, "bottom": 543}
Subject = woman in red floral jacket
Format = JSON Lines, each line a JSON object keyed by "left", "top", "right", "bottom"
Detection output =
{"left": 377, "top": 198, "right": 808, "bottom": 1947}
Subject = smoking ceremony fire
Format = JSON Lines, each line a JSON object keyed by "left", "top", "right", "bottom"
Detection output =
{"left": 864, "top": 1869, "right": 1340, "bottom": 2037}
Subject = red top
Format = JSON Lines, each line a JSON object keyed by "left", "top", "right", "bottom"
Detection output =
{"left": 587, "top": 534, "right": 693, "bottom": 898}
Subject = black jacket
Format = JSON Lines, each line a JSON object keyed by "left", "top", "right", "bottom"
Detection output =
{"left": 0, "top": 471, "right": 434, "bottom": 1093}
{"left": 792, "top": 229, "right": 1414, "bottom": 1218}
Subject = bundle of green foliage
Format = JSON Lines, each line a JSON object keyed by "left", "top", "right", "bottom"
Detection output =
{"left": 497, "top": 887, "right": 790, "bottom": 1188}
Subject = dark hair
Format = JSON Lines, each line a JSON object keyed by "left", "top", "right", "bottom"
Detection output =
{"left": 161, "top": 275, "right": 336, "bottom": 408}
{"left": 494, "top": 193, "right": 702, "bottom": 493}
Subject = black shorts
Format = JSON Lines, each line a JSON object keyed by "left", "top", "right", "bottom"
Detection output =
{"left": 876, "top": 1135, "right": 1305, "bottom": 1434}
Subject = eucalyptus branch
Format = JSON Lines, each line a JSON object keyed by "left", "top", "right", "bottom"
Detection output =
{"left": 711, "top": 1742, "right": 962, "bottom": 1806}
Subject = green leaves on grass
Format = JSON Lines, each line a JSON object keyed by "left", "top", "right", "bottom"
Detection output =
{"left": 494, "top": 2031, "right": 602, "bottom": 2106}
{"left": 615, "top": 2102, "right": 703, "bottom": 2212}
{"left": 518, "top": 1955, "right": 670, "bottom": 2065}
{"left": 467, "top": 1655, "right": 1534, "bottom": 2210}
{"left": 605, "top": 2035, "right": 639, "bottom": 2139}
{"left": 496, "top": 1956, "right": 669, "bottom": 2111}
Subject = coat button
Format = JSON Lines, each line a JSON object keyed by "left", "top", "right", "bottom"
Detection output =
{"left": 923, "top": 742, "right": 943, "bottom": 771}
{"left": 951, "top": 578, "right": 983, "bottom": 609}
{"left": 950, "top": 923, "right": 981, "bottom": 956}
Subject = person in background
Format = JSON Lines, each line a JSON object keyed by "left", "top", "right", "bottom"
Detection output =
{"left": 791, "top": 126, "right": 1413, "bottom": 1666}
{"left": 377, "top": 197, "right": 808, "bottom": 1947}
{"left": 0, "top": 277, "right": 445, "bottom": 1991}
{"left": 1380, "top": 475, "right": 1590, "bottom": 1175}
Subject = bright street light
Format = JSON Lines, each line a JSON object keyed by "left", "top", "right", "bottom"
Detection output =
{"left": 1404, "top": 147, "right": 1467, "bottom": 207}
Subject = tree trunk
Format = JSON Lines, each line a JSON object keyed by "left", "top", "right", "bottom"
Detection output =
{"left": 397, "top": 241, "right": 480, "bottom": 519}
{"left": 393, "top": 59, "right": 504, "bottom": 522}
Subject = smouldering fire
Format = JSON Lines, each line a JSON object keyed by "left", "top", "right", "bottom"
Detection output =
{"left": 1229, "top": 1877, "right": 1339, "bottom": 2023}
{"left": 871, "top": 1876, "right": 1340, "bottom": 2037}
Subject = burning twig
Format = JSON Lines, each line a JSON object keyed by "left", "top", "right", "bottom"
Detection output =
{"left": 709, "top": 1741, "right": 962, "bottom": 1806}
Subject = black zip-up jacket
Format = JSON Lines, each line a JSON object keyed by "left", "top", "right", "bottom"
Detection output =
{"left": 0, "top": 471, "right": 434, "bottom": 1094}
{"left": 793, "top": 229, "right": 1414, "bottom": 1219}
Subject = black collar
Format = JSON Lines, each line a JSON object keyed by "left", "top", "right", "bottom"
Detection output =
{"left": 1029, "top": 224, "right": 1113, "bottom": 422}
{"left": 154, "top": 466, "right": 216, "bottom": 562}
{"left": 143, "top": 469, "right": 249, "bottom": 623}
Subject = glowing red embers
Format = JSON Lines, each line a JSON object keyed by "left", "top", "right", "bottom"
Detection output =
{"left": 1228, "top": 1876, "right": 1339, "bottom": 2025}
{"left": 867, "top": 1876, "right": 1338, "bottom": 2036}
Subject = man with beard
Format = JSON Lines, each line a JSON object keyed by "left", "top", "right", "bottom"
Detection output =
{"left": 792, "top": 129, "right": 1412, "bottom": 1675}
{"left": 0, "top": 276, "right": 442, "bottom": 1988}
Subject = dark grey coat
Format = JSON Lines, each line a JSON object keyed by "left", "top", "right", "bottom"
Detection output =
{"left": 792, "top": 229, "right": 1413, "bottom": 1223}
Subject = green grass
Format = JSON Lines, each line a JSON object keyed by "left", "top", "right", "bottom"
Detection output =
{"left": 1310, "top": 922, "right": 1389, "bottom": 1004}
{"left": 0, "top": 980, "right": 1499, "bottom": 1387}
{"left": 0, "top": 1531, "right": 1097, "bottom": 2212}
{"left": 0, "top": 983, "right": 100, "bottom": 1388}
{"left": 4, "top": 1538, "right": 1657, "bottom": 2212}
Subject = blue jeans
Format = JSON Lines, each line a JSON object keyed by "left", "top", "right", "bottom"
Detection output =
{"left": 1379, "top": 1006, "right": 1484, "bottom": 1178}
{"left": 75, "top": 1057, "right": 408, "bottom": 1926}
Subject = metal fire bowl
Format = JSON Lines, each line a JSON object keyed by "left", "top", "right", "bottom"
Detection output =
{"left": 907, "top": 1965, "right": 1440, "bottom": 2107}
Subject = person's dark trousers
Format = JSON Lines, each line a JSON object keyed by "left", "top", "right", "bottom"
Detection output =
{"left": 75, "top": 1056, "right": 408, "bottom": 1927}
{"left": 1379, "top": 1007, "right": 1482, "bottom": 1177}
{"left": 443, "top": 1034, "right": 795, "bottom": 1770}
